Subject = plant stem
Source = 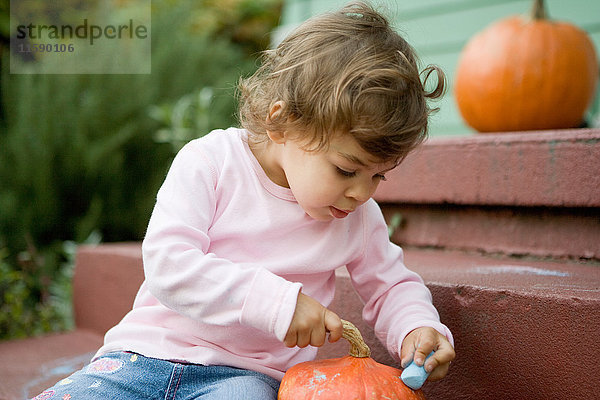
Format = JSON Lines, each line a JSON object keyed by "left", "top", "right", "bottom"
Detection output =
{"left": 531, "top": 0, "right": 548, "bottom": 20}
{"left": 341, "top": 319, "right": 371, "bottom": 358}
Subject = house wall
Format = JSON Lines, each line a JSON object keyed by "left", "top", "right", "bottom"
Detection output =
{"left": 273, "top": 0, "right": 600, "bottom": 137}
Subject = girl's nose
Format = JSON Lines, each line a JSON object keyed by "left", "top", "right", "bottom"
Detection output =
{"left": 345, "top": 179, "right": 377, "bottom": 203}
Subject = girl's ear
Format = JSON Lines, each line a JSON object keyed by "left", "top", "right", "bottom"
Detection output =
{"left": 266, "top": 100, "right": 286, "bottom": 122}
{"left": 266, "top": 101, "right": 287, "bottom": 144}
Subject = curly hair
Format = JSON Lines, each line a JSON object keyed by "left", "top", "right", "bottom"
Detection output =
{"left": 237, "top": 1, "right": 445, "bottom": 163}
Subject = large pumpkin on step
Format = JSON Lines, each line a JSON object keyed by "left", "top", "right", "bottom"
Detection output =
{"left": 454, "top": 0, "right": 599, "bottom": 133}
{"left": 278, "top": 320, "right": 426, "bottom": 400}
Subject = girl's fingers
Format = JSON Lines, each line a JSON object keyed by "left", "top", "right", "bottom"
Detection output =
{"left": 424, "top": 337, "right": 455, "bottom": 379}
{"left": 400, "top": 327, "right": 456, "bottom": 371}
{"left": 296, "top": 328, "right": 311, "bottom": 348}
{"left": 283, "top": 330, "right": 297, "bottom": 348}
{"left": 427, "top": 361, "right": 451, "bottom": 381}
{"left": 424, "top": 340, "right": 455, "bottom": 371}
{"left": 400, "top": 347, "right": 415, "bottom": 369}
{"left": 324, "top": 309, "right": 343, "bottom": 343}
{"left": 310, "top": 321, "right": 327, "bottom": 347}
{"left": 413, "top": 339, "right": 435, "bottom": 366}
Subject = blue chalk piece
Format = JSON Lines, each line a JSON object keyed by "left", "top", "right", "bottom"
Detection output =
{"left": 401, "top": 351, "right": 434, "bottom": 390}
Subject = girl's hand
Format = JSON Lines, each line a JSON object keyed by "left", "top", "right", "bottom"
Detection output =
{"left": 400, "top": 327, "right": 455, "bottom": 381}
{"left": 284, "top": 292, "right": 343, "bottom": 348}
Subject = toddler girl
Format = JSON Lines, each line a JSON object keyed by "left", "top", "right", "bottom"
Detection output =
{"left": 33, "top": 2, "right": 454, "bottom": 399}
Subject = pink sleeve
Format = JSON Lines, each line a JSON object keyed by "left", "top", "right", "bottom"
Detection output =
{"left": 346, "top": 202, "right": 453, "bottom": 360}
{"left": 141, "top": 141, "right": 301, "bottom": 341}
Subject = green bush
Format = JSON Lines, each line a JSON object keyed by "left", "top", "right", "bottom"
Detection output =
{"left": 0, "top": 0, "right": 282, "bottom": 340}
{"left": 0, "top": 240, "right": 78, "bottom": 339}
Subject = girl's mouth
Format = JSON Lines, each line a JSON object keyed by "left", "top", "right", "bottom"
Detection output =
{"left": 330, "top": 206, "right": 350, "bottom": 219}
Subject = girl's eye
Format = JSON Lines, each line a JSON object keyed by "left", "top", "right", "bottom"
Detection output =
{"left": 336, "top": 167, "right": 356, "bottom": 178}
{"left": 375, "top": 174, "right": 387, "bottom": 181}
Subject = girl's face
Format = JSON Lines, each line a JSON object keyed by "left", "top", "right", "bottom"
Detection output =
{"left": 277, "top": 133, "right": 398, "bottom": 221}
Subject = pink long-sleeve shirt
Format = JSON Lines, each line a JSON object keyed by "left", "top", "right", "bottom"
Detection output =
{"left": 95, "top": 128, "right": 452, "bottom": 380}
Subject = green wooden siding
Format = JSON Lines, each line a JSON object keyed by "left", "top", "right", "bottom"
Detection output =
{"left": 273, "top": 0, "right": 600, "bottom": 136}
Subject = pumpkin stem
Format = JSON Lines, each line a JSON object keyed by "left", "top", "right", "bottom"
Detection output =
{"left": 531, "top": 0, "right": 548, "bottom": 20}
{"left": 341, "top": 320, "right": 371, "bottom": 358}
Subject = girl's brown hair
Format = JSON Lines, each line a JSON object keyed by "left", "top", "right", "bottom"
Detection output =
{"left": 238, "top": 1, "right": 445, "bottom": 163}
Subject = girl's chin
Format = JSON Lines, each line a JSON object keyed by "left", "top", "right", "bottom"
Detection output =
{"left": 302, "top": 207, "right": 336, "bottom": 221}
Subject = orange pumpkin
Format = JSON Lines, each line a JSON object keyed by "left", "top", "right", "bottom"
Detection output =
{"left": 454, "top": 0, "right": 599, "bottom": 133}
{"left": 278, "top": 320, "right": 426, "bottom": 400}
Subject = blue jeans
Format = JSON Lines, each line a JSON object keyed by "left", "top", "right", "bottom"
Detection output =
{"left": 31, "top": 352, "right": 280, "bottom": 400}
